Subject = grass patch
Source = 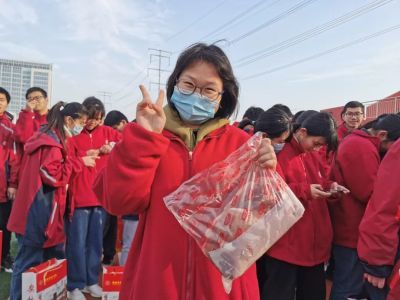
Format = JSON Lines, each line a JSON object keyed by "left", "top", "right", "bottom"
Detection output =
{"left": 0, "top": 235, "right": 17, "bottom": 299}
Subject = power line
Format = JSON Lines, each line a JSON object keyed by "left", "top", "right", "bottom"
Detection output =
{"left": 112, "top": 73, "right": 149, "bottom": 105}
{"left": 228, "top": 0, "right": 318, "bottom": 45}
{"left": 235, "top": 0, "right": 394, "bottom": 67}
{"left": 200, "top": 0, "right": 271, "bottom": 41}
{"left": 148, "top": 48, "right": 171, "bottom": 91}
{"left": 241, "top": 23, "right": 400, "bottom": 80}
{"left": 166, "top": 0, "right": 230, "bottom": 41}
{"left": 205, "top": 0, "right": 285, "bottom": 40}
{"left": 111, "top": 69, "right": 147, "bottom": 96}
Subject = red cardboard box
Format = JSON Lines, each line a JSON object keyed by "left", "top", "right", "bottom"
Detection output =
{"left": 22, "top": 258, "right": 67, "bottom": 300}
{"left": 102, "top": 266, "right": 124, "bottom": 300}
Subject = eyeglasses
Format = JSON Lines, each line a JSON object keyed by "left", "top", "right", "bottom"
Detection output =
{"left": 27, "top": 95, "right": 44, "bottom": 102}
{"left": 176, "top": 79, "right": 223, "bottom": 102}
{"left": 345, "top": 112, "right": 363, "bottom": 118}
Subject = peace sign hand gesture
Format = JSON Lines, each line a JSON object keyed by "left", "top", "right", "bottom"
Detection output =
{"left": 136, "top": 85, "right": 166, "bottom": 134}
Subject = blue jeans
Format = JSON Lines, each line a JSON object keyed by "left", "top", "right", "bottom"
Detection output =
{"left": 10, "top": 235, "right": 64, "bottom": 300}
{"left": 66, "top": 207, "right": 105, "bottom": 291}
{"left": 330, "top": 245, "right": 365, "bottom": 300}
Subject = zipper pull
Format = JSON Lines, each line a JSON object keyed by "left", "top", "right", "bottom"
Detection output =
{"left": 189, "top": 151, "right": 193, "bottom": 160}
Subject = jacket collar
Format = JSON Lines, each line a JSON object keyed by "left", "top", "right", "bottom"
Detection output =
{"left": 163, "top": 105, "right": 229, "bottom": 150}
{"left": 289, "top": 136, "right": 305, "bottom": 155}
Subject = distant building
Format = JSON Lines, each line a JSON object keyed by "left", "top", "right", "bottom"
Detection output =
{"left": 322, "top": 91, "right": 400, "bottom": 125}
{"left": 0, "top": 58, "right": 52, "bottom": 118}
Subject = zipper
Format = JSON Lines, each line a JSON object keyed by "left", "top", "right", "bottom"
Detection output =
{"left": 186, "top": 149, "right": 193, "bottom": 300}
{"left": 89, "top": 133, "right": 97, "bottom": 172}
{"left": 167, "top": 134, "right": 213, "bottom": 300}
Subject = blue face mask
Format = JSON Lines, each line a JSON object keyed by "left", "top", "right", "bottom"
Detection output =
{"left": 273, "top": 143, "right": 285, "bottom": 153}
{"left": 71, "top": 124, "right": 83, "bottom": 136}
{"left": 170, "top": 87, "right": 219, "bottom": 125}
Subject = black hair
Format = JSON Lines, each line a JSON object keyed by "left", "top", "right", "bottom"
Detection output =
{"left": 292, "top": 110, "right": 305, "bottom": 123}
{"left": 293, "top": 110, "right": 338, "bottom": 152}
{"left": 362, "top": 114, "right": 388, "bottom": 130}
{"left": 166, "top": 43, "right": 239, "bottom": 119}
{"left": 341, "top": 101, "right": 364, "bottom": 117}
{"left": 6, "top": 111, "right": 14, "bottom": 121}
{"left": 255, "top": 107, "right": 292, "bottom": 139}
{"left": 243, "top": 106, "right": 264, "bottom": 122}
{"left": 104, "top": 110, "right": 128, "bottom": 127}
{"left": 43, "top": 102, "right": 87, "bottom": 148}
{"left": 82, "top": 97, "right": 105, "bottom": 119}
{"left": 25, "top": 87, "right": 47, "bottom": 99}
{"left": 0, "top": 87, "right": 11, "bottom": 103}
{"left": 372, "top": 114, "right": 400, "bottom": 141}
{"left": 238, "top": 118, "right": 254, "bottom": 130}
{"left": 271, "top": 104, "right": 293, "bottom": 118}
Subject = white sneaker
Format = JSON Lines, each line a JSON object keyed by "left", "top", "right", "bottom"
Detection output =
{"left": 68, "top": 288, "right": 86, "bottom": 300}
{"left": 83, "top": 284, "right": 103, "bottom": 297}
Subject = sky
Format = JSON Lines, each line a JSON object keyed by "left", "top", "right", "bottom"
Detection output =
{"left": 1, "top": 0, "right": 399, "bottom": 120}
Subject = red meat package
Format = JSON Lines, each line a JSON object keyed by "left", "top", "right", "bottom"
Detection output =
{"left": 164, "top": 132, "right": 305, "bottom": 293}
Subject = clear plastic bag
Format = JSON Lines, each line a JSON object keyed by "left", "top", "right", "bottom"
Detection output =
{"left": 164, "top": 132, "right": 305, "bottom": 293}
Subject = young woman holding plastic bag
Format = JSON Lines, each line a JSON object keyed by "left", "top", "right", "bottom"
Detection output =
{"left": 93, "top": 43, "right": 277, "bottom": 300}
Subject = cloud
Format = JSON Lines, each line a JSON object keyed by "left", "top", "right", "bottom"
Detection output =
{"left": 291, "top": 44, "right": 400, "bottom": 83}
{"left": 0, "top": 0, "right": 38, "bottom": 25}
{"left": 0, "top": 42, "right": 48, "bottom": 62}
{"left": 58, "top": 0, "right": 171, "bottom": 58}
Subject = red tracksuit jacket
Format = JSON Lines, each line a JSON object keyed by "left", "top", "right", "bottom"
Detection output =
{"left": 93, "top": 123, "right": 260, "bottom": 300}
{"left": 14, "top": 109, "right": 47, "bottom": 144}
{"left": 267, "top": 138, "right": 333, "bottom": 266}
{"left": 68, "top": 125, "right": 120, "bottom": 211}
{"left": 329, "top": 129, "right": 380, "bottom": 248}
{"left": 358, "top": 138, "right": 400, "bottom": 299}
{"left": 7, "top": 131, "right": 74, "bottom": 247}
{"left": 0, "top": 113, "right": 19, "bottom": 202}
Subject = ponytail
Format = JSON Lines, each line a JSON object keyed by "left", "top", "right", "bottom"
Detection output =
{"left": 43, "top": 101, "right": 67, "bottom": 148}
{"left": 43, "top": 101, "right": 88, "bottom": 149}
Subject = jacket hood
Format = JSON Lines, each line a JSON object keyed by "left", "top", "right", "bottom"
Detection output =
{"left": 351, "top": 129, "right": 381, "bottom": 150}
{"left": 24, "top": 131, "right": 63, "bottom": 155}
{"left": 163, "top": 105, "right": 229, "bottom": 150}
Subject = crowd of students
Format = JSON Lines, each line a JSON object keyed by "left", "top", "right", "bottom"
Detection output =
{"left": 0, "top": 42, "right": 399, "bottom": 300}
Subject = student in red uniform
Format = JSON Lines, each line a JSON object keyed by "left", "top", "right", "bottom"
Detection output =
{"left": 66, "top": 97, "right": 121, "bottom": 300}
{"left": 93, "top": 43, "right": 277, "bottom": 300}
{"left": 262, "top": 111, "right": 345, "bottom": 300}
{"left": 100, "top": 110, "right": 130, "bottom": 266}
{"left": 103, "top": 110, "right": 138, "bottom": 267}
{"left": 337, "top": 101, "right": 365, "bottom": 142}
{"left": 14, "top": 87, "right": 49, "bottom": 145}
{"left": 7, "top": 101, "right": 88, "bottom": 300}
{"left": 254, "top": 106, "right": 292, "bottom": 153}
{"left": 0, "top": 87, "right": 19, "bottom": 273}
{"left": 329, "top": 114, "right": 400, "bottom": 300}
{"left": 357, "top": 138, "right": 400, "bottom": 300}
{"left": 253, "top": 106, "right": 292, "bottom": 295}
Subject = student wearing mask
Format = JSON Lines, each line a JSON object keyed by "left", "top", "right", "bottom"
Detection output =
{"left": 262, "top": 111, "right": 346, "bottom": 300}
{"left": 329, "top": 114, "right": 400, "bottom": 300}
{"left": 254, "top": 106, "right": 292, "bottom": 154}
{"left": 253, "top": 106, "right": 292, "bottom": 293}
{"left": 0, "top": 87, "right": 19, "bottom": 273}
{"left": 93, "top": 43, "right": 277, "bottom": 300}
{"left": 66, "top": 98, "right": 121, "bottom": 300}
{"left": 7, "top": 102, "right": 90, "bottom": 300}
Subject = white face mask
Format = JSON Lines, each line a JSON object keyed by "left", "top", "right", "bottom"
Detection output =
{"left": 71, "top": 124, "right": 83, "bottom": 135}
{"left": 273, "top": 143, "right": 285, "bottom": 153}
